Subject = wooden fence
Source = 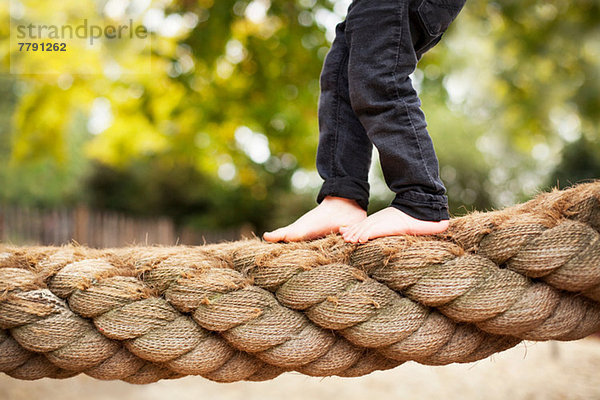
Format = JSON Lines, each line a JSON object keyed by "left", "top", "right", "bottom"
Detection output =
{"left": 0, "top": 205, "right": 246, "bottom": 247}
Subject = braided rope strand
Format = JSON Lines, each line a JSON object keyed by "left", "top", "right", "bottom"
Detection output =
{"left": 1, "top": 182, "right": 600, "bottom": 383}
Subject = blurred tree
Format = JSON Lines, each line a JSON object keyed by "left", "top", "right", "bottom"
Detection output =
{"left": 547, "top": 137, "right": 600, "bottom": 189}
{"left": 438, "top": 0, "right": 600, "bottom": 205}
{"left": 86, "top": 156, "right": 295, "bottom": 231}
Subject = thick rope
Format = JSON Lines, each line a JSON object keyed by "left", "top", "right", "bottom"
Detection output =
{"left": 1, "top": 182, "right": 600, "bottom": 383}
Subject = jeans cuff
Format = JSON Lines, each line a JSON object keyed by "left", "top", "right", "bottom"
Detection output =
{"left": 391, "top": 191, "right": 449, "bottom": 221}
{"left": 317, "top": 177, "right": 370, "bottom": 211}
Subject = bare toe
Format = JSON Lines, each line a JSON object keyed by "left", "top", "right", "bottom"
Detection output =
{"left": 264, "top": 196, "right": 367, "bottom": 243}
{"left": 340, "top": 207, "right": 449, "bottom": 243}
{"left": 358, "top": 230, "right": 371, "bottom": 243}
{"left": 341, "top": 227, "right": 353, "bottom": 242}
{"left": 282, "top": 229, "right": 309, "bottom": 242}
{"left": 263, "top": 228, "right": 287, "bottom": 242}
{"left": 343, "top": 224, "right": 362, "bottom": 243}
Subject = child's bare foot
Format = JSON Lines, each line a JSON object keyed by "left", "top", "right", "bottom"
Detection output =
{"left": 263, "top": 196, "right": 367, "bottom": 242}
{"left": 340, "top": 207, "right": 449, "bottom": 243}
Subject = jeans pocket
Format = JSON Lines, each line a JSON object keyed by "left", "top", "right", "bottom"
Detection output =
{"left": 417, "top": 0, "right": 465, "bottom": 37}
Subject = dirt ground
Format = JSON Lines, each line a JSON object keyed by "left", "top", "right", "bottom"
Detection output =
{"left": 2, "top": 339, "right": 600, "bottom": 400}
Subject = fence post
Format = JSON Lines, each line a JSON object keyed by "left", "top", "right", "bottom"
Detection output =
{"left": 73, "top": 206, "right": 90, "bottom": 245}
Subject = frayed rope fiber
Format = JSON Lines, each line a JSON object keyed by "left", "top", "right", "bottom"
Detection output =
{"left": 2, "top": 182, "right": 600, "bottom": 383}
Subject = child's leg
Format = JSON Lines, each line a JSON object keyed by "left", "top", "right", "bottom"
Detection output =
{"left": 340, "top": 0, "right": 465, "bottom": 242}
{"left": 264, "top": 21, "right": 372, "bottom": 242}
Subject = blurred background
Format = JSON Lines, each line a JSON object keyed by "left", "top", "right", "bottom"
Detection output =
{"left": 2, "top": 340, "right": 600, "bottom": 399}
{"left": 0, "top": 0, "right": 599, "bottom": 246}
{"left": 1, "top": 2, "right": 600, "bottom": 397}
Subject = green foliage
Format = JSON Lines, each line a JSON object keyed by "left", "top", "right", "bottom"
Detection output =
{"left": 548, "top": 138, "right": 600, "bottom": 189}
{"left": 0, "top": 77, "right": 90, "bottom": 207}
{"left": 86, "top": 156, "right": 295, "bottom": 232}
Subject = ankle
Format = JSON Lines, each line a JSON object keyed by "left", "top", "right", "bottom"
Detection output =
{"left": 322, "top": 196, "right": 363, "bottom": 209}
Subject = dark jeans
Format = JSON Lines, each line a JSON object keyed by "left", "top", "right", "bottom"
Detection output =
{"left": 315, "top": 0, "right": 466, "bottom": 221}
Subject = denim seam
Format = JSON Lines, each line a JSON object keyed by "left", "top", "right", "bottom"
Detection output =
{"left": 394, "top": 194, "right": 446, "bottom": 206}
{"left": 390, "top": 1, "right": 437, "bottom": 191}
{"left": 397, "top": 190, "right": 447, "bottom": 201}
{"left": 391, "top": 203, "right": 446, "bottom": 221}
{"left": 319, "top": 177, "right": 369, "bottom": 210}
{"left": 399, "top": 98, "right": 437, "bottom": 189}
{"left": 330, "top": 51, "right": 349, "bottom": 179}
{"left": 389, "top": 3, "right": 404, "bottom": 102}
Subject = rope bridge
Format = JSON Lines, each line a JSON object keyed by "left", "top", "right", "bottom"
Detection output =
{"left": 1, "top": 182, "right": 600, "bottom": 384}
